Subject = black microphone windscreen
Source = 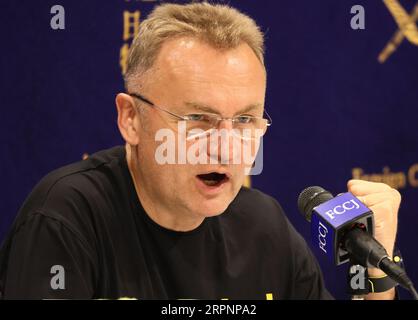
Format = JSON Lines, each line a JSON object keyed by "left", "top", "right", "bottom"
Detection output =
{"left": 297, "top": 186, "right": 334, "bottom": 222}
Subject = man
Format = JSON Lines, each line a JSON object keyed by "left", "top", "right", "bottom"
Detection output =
{"left": 0, "top": 3, "right": 400, "bottom": 299}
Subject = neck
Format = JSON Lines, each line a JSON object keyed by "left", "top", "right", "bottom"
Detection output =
{"left": 125, "top": 144, "right": 204, "bottom": 232}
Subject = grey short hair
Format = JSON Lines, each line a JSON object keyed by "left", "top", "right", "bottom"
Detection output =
{"left": 124, "top": 2, "right": 265, "bottom": 91}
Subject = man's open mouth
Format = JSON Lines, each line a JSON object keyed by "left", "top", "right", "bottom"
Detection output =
{"left": 197, "top": 172, "right": 229, "bottom": 187}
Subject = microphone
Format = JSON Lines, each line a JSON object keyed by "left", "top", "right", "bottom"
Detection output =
{"left": 297, "top": 186, "right": 418, "bottom": 298}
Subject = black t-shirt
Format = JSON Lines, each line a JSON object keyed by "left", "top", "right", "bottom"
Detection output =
{"left": 0, "top": 146, "right": 332, "bottom": 299}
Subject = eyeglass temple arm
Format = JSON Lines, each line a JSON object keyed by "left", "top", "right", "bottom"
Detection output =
{"left": 129, "top": 92, "right": 187, "bottom": 121}
{"left": 264, "top": 110, "right": 273, "bottom": 126}
{"left": 129, "top": 93, "right": 155, "bottom": 106}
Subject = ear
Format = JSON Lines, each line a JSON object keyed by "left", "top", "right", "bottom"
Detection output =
{"left": 116, "top": 93, "right": 140, "bottom": 146}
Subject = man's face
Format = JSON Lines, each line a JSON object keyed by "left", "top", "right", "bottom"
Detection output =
{"left": 132, "top": 37, "right": 266, "bottom": 219}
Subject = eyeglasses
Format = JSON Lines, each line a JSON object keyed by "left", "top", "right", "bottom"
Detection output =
{"left": 128, "top": 92, "right": 272, "bottom": 141}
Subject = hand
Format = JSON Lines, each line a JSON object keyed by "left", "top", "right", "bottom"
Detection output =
{"left": 347, "top": 179, "right": 401, "bottom": 300}
{"left": 347, "top": 179, "right": 400, "bottom": 257}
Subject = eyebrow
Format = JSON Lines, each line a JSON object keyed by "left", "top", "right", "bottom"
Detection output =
{"left": 183, "top": 101, "right": 263, "bottom": 116}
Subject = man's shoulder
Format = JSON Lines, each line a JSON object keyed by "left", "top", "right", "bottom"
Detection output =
{"left": 40, "top": 145, "right": 125, "bottom": 190}
{"left": 15, "top": 146, "right": 127, "bottom": 227}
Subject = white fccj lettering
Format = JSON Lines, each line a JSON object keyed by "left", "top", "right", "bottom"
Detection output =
{"left": 318, "top": 221, "right": 328, "bottom": 253}
{"left": 325, "top": 200, "right": 360, "bottom": 220}
{"left": 161, "top": 304, "right": 195, "bottom": 318}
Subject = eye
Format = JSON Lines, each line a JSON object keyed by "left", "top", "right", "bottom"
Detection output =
{"left": 235, "top": 115, "right": 254, "bottom": 124}
{"left": 186, "top": 114, "right": 210, "bottom": 122}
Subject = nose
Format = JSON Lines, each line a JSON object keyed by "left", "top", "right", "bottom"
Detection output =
{"left": 206, "top": 119, "right": 240, "bottom": 165}
{"left": 217, "top": 118, "right": 234, "bottom": 131}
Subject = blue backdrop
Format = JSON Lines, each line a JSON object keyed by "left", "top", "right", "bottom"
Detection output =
{"left": 1, "top": 0, "right": 417, "bottom": 299}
